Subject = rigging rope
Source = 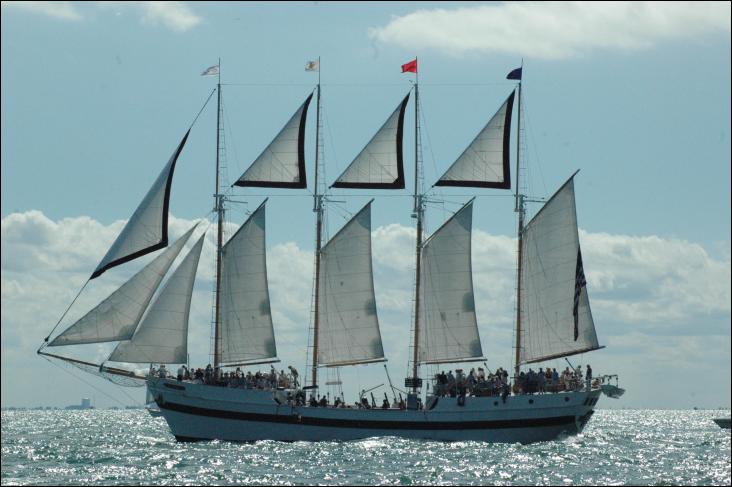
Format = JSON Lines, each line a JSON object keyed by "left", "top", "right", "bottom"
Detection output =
{"left": 40, "top": 354, "right": 143, "bottom": 408}
{"left": 40, "top": 279, "right": 90, "bottom": 351}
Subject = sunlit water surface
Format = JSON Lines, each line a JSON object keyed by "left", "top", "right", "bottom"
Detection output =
{"left": 1, "top": 409, "right": 730, "bottom": 485}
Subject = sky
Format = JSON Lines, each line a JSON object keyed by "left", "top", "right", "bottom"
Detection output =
{"left": 1, "top": 1, "right": 730, "bottom": 410}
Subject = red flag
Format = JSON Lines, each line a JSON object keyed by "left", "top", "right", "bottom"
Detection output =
{"left": 401, "top": 59, "right": 417, "bottom": 73}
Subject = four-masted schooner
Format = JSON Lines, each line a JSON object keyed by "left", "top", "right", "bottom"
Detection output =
{"left": 38, "top": 59, "right": 619, "bottom": 443}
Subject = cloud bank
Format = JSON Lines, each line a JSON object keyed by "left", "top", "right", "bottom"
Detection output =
{"left": 1, "top": 210, "right": 730, "bottom": 408}
{"left": 369, "top": 1, "right": 732, "bottom": 59}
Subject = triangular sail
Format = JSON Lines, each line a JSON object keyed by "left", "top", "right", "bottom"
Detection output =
{"left": 418, "top": 200, "right": 484, "bottom": 364}
{"left": 331, "top": 93, "right": 410, "bottom": 189}
{"left": 233, "top": 94, "right": 313, "bottom": 188}
{"left": 317, "top": 201, "right": 385, "bottom": 367}
{"left": 48, "top": 225, "right": 197, "bottom": 347}
{"left": 92, "top": 130, "right": 190, "bottom": 279}
{"left": 434, "top": 91, "right": 514, "bottom": 189}
{"left": 219, "top": 201, "right": 278, "bottom": 364}
{"left": 108, "top": 232, "right": 205, "bottom": 364}
{"left": 519, "top": 176, "right": 601, "bottom": 364}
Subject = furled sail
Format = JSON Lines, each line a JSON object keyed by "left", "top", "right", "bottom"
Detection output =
{"left": 108, "top": 232, "right": 205, "bottom": 364}
{"left": 317, "top": 201, "right": 385, "bottom": 366}
{"left": 519, "top": 175, "right": 601, "bottom": 364}
{"left": 48, "top": 224, "right": 198, "bottom": 347}
{"left": 418, "top": 200, "right": 484, "bottom": 364}
{"left": 219, "top": 200, "right": 278, "bottom": 365}
{"left": 233, "top": 94, "right": 313, "bottom": 188}
{"left": 331, "top": 93, "right": 410, "bottom": 189}
{"left": 92, "top": 130, "right": 190, "bottom": 279}
{"left": 434, "top": 91, "right": 514, "bottom": 189}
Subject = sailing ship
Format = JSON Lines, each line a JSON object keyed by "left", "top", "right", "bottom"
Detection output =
{"left": 38, "top": 60, "right": 621, "bottom": 443}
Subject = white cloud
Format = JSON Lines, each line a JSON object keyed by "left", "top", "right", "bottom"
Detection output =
{"left": 369, "top": 1, "right": 731, "bottom": 59}
{"left": 581, "top": 231, "right": 731, "bottom": 326}
{"left": 1, "top": 210, "right": 730, "bottom": 408}
{"left": 1, "top": 1, "right": 83, "bottom": 21}
{"left": 2, "top": 1, "right": 201, "bottom": 32}
{"left": 138, "top": 1, "right": 201, "bottom": 32}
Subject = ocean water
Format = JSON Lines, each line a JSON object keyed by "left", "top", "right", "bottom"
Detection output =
{"left": 1, "top": 409, "right": 729, "bottom": 486}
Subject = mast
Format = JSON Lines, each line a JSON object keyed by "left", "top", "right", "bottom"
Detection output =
{"left": 513, "top": 63, "right": 524, "bottom": 380}
{"left": 311, "top": 57, "right": 323, "bottom": 389}
{"left": 214, "top": 58, "right": 224, "bottom": 369}
{"left": 411, "top": 58, "right": 423, "bottom": 393}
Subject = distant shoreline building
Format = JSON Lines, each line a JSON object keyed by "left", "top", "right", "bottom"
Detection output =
{"left": 65, "top": 397, "right": 93, "bottom": 410}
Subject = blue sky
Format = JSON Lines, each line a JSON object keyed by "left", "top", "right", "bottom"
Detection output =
{"left": 1, "top": 1, "right": 730, "bottom": 410}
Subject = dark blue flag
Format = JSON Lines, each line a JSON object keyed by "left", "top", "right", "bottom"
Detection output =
{"left": 506, "top": 67, "right": 522, "bottom": 80}
{"left": 573, "top": 248, "right": 587, "bottom": 341}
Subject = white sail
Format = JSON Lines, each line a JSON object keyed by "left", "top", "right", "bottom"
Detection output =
{"left": 219, "top": 201, "right": 277, "bottom": 364}
{"left": 435, "top": 91, "right": 514, "bottom": 189}
{"left": 108, "top": 232, "right": 205, "bottom": 364}
{"left": 49, "top": 225, "right": 197, "bottom": 347}
{"left": 519, "top": 176, "right": 601, "bottom": 364}
{"left": 233, "top": 94, "right": 313, "bottom": 189}
{"left": 317, "top": 201, "right": 385, "bottom": 366}
{"left": 418, "top": 200, "right": 483, "bottom": 364}
{"left": 331, "top": 94, "right": 410, "bottom": 189}
{"left": 92, "top": 130, "right": 190, "bottom": 279}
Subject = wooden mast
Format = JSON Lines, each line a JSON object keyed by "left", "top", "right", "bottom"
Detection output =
{"left": 311, "top": 57, "right": 323, "bottom": 389}
{"left": 513, "top": 64, "right": 524, "bottom": 381}
{"left": 214, "top": 58, "right": 224, "bottom": 370}
{"left": 411, "top": 58, "right": 423, "bottom": 393}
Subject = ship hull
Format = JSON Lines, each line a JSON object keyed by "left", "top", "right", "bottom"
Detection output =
{"left": 149, "top": 378, "right": 600, "bottom": 443}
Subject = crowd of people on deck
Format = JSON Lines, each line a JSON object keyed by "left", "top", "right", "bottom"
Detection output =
{"left": 433, "top": 367, "right": 511, "bottom": 399}
{"left": 149, "top": 364, "right": 301, "bottom": 390}
{"left": 432, "top": 365, "right": 595, "bottom": 398}
{"left": 515, "top": 365, "right": 594, "bottom": 394}
{"left": 302, "top": 392, "right": 409, "bottom": 410}
{"left": 149, "top": 362, "right": 596, "bottom": 407}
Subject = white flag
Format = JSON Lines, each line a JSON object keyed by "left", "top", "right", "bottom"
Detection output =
{"left": 201, "top": 65, "right": 219, "bottom": 76}
{"left": 305, "top": 60, "right": 319, "bottom": 72}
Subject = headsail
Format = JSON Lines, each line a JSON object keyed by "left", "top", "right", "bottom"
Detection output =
{"left": 108, "top": 232, "right": 205, "bottom": 364}
{"left": 317, "top": 201, "right": 385, "bottom": 367}
{"left": 233, "top": 94, "right": 313, "bottom": 188}
{"left": 331, "top": 93, "right": 410, "bottom": 189}
{"left": 48, "top": 224, "right": 198, "bottom": 347}
{"left": 434, "top": 91, "right": 514, "bottom": 189}
{"left": 92, "top": 130, "right": 190, "bottom": 279}
{"left": 519, "top": 175, "right": 601, "bottom": 364}
{"left": 418, "top": 200, "right": 484, "bottom": 364}
{"left": 219, "top": 200, "right": 278, "bottom": 365}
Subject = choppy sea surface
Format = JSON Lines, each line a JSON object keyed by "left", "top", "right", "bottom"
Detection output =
{"left": 1, "top": 409, "right": 730, "bottom": 486}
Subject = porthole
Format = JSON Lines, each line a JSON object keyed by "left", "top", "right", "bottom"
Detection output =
{"left": 564, "top": 396, "right": 570, "bottom": 402}
{"left": 528, "top": 399, "right": 534, "bottom": 404}
{"left": 494, "top": 401, "right": 499, "bottom": 406}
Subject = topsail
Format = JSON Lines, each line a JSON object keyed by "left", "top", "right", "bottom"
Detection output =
{"left": 435, "top": 91, "right": 514, "bottom": 189}
{"left": 331, "top": 93, "right": 410, "bottom": 189}
{"left": 233, "top": 94, "right": 313, "bottom": 189}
